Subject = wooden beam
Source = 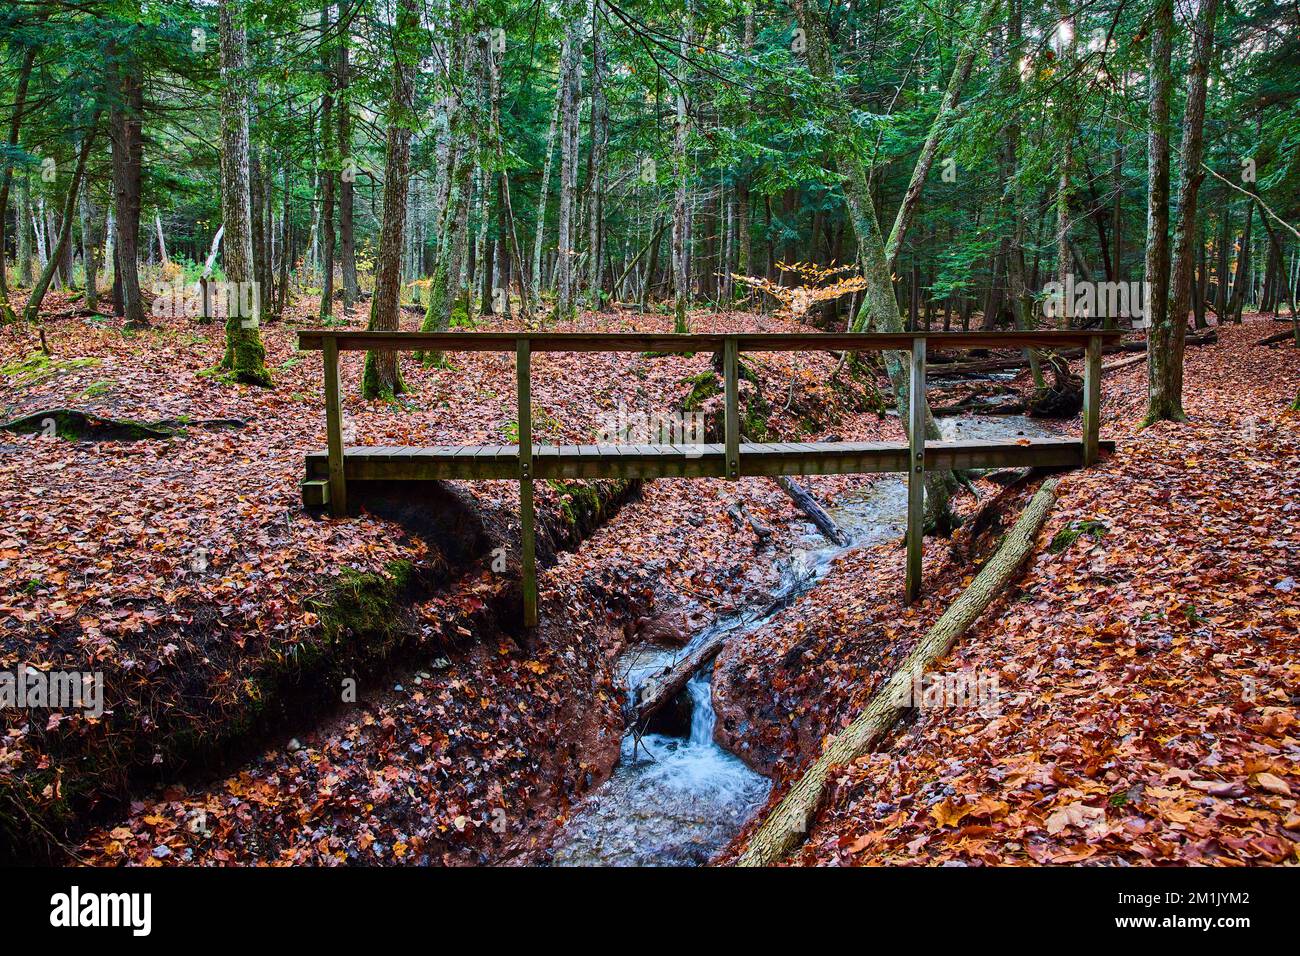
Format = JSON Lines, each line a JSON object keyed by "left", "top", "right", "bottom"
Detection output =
{"left": 517, "top": 339, "right": 537, "bottom": 628}
{"left": 905, "top": 338, "right": 926, "bottom": 604}
{"left": 1082, "top": 334, "right": 1102, "bottom": 466}
{"left": 305, "top": 439, "right": 1113, "bottom": 483}
{"left": 297, "top": 329, "right": 1125, "bottom": 353}
{"left": 322, "top": 337, "right": 347, "bottom": 517}
{"left": 724, "top": 337, "right": 740, "bottom": 480}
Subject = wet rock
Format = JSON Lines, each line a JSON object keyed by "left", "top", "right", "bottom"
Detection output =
{"left": 635, "top": 592, "right": 706, "bottom": 648}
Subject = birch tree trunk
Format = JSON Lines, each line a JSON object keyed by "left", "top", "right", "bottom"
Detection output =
{"left": 17, "top": 173, "right": 34, "bottom": 288}
{"left": 420, "top": 21, "right": 478, "bottom": 365}
{"left": 362, "top": 0, "right": 419, "bottom": 398}
{"left": 24, "top": 114, "right": 100, "bottom": 325}
{"left": 216, "top": 0, "right": 271, "bottom": 386}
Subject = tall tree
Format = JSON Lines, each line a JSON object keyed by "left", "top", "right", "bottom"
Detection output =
{"left": 109, "top": 17, "right": 147, "bottom": 330}
{"left": 1142, "top": 0, "right": 1175, "bottom": 424}
{"left": 362, "top": 0, "right": 420, "bottom": 397}
{"left": 554, "top": 3, "right": 584, "bottom": 321}
{"left": 216, "top": 0, "right": 272, "bottom": 386}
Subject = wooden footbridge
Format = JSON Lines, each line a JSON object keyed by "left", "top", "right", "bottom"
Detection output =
{"left": 298, "top": 330, "right": 1119, "bottom": 626}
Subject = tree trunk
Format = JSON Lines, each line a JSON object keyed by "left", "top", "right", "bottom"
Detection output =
{"left": 585, "top": 0, "right": 608, "bottom": 312}
{"left": 79, "top": 175, "right": 103, "bottom": 311}
{"left": 1152, "top": 0, "right": 1219, "bottom": 421}
{"left": 554, "top": 5, "right": 584, "bottom": 321}
{"left": 362, "top": 0, "right": 419, "bottom": 397}
{"left": 0, "top": 47, "right": 35, "bottom": 323}
{"left": 1142, "top": 0, "right": 1175, "bottom": 423}
{"left": 24, "top": 115, "right": 101, "bottom": 324}
{"left": 318, "top": 4, "right": 336, "bottom": 318}
{"left": 337, "top": 28, "right": 359, "bottom": 311}
{"left": 791, "top": 0, "right": 957, "bottom": 530}
{"left": 671, "top": 1, "right": 694, "bottom": 332}
{"left": 216, "top": 0, "right": 271, "bottom": 386}
{"left": 531, "top": 93, "right": 561, "bottom": 302}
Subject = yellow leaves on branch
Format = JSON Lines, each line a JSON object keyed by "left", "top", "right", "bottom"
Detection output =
{"left": 731, "top": 261, "right": 868, "bottom": 323}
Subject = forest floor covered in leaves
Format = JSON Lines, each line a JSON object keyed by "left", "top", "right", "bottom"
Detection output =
{"left": 719, "top": 319, "right": 1300, "bottom": 866}
{"left": 3, "top": 291, "right": 1295, "bottom": 866}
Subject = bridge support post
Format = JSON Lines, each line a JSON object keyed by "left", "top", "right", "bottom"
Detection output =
{"left": 1082, "top": 334, "right": 1102, "bottom": 466}
{"left": 723, "top": 336, "right": 740, "bottom": 479}
{"left": 517, "top": 339, "right": 537, "bottom": 628}
{"left": 905, "top": 337, "right": 926, "bottom": 604}
{"left": 323, "top": 336, "right": 348, "bottom": 517}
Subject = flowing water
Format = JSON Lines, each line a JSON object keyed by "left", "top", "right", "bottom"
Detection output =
{"left": 548, "top": 414, "right": 1058, "bottom": 866}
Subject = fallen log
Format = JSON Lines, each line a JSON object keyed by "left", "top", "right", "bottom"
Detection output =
{"left": 774, "top": 475, "right": 851, "bottom": 546}
{"left": 741, "top": 431, "right": 852, "bottom": 547}
{"left": 0, "top": 408, "right": 248, "bottom": 440}
{"left": 727, "top": 501, "right": 773, "bottom": 543}
{"left": 734, "top": 477, "right": 1060, "bottom": 866}
{"left": 1101, "top": 353, "right": 1146, "bottom": 374}
{"left": 630, "top": 631, "right": 731, "bottom": 730}
{"left": 1256, "top": 328, "right": 1297, "bottom": 347}
{"left": 930, "top": 330, "right": 1218, "bottom": 377}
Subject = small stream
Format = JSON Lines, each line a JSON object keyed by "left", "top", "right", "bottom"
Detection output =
{"left": 548, "top": 414, "right": 1057, "bottom": 866}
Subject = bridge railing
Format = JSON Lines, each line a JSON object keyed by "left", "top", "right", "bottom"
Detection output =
{"left": 298, "top": 329, "right": 1121, "bottom": 625}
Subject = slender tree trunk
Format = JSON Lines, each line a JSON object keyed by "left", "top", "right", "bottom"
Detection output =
{"left": 671, "top": 1, "right": 694, "bottom": 332}
{"left": 531, "top": 93, "right": 561, "bottom": 302}
{"left": 555, "top": 4, "right": 584, "bottom": 321}
{"left": 216, "top": 0, "right": 271, "bottom": 385}
{"left": 1150, "top": 0, "right": 1220, "bottom": 421}
{"left": 586, "top": 0, "right": 608, "bottom": 312}
{"left": 79, "top": 175, "right": 103, "bottom": 311}
{"left": 792, "top": 0, "right": 956, "bottom": 530}
{"left": 362, "top": 0, "right": 419, "bottom": 397}
{"left": 318, "top": 4, "right": 336, "bottom": 318}
{"left": 17, "top": 173, "right": 34, "bottom": 288}
{"left": 337, "top": 28, "right": 359, "bottom": 310}
{"left": 24, "top": 115, "right": 100, "bottom": 324}
{"left": 1142, "top": 0, "right": 1175, "bottom": 423}
{"left": 0, "top": 47, "right": 35, "bottom": 323}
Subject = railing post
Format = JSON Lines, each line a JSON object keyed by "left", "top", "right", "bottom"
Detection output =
{"left": 905, "top": 337, "right": 926, "bottom": 604}
{"left": 517, "top": 338, "right": 537, "bottom": 628}
{"left": 724, "top": 336, "right": 740, "bottom": 480}
{"left": 323, "top": 335, "right": 347, "bottom": 517}
{"left": 1082, "top": 334, "right": 1102, "bottom": 466}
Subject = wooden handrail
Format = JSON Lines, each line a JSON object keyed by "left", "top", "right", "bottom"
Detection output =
{"left": 297, "top": 329, "right": 1123, "bottom": 353}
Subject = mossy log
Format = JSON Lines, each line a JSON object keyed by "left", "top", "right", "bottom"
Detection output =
{"left": 734, "top": 477, "right": 1060, "bottom": 866}
{"left": 0, "top": 408, "right": 247, "bottom": 440}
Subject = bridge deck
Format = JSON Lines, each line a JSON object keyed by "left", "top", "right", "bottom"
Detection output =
{"left": 305, "top": 437, "right": 1113, "bottom": 484}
